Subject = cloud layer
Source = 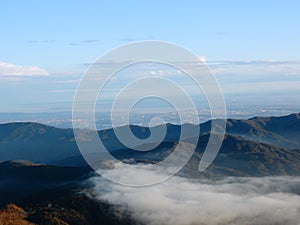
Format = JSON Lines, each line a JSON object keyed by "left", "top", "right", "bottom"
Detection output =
{"left": 209, "top": 60, "right": 300, "bottom": 76}
{"left": 0, "top": 61, "right": 49, "bottom": 76}
{"left": 86, "top": 164, "right": 300, "bottom": 225}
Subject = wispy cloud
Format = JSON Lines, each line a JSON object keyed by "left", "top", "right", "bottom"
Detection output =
{"left": 27, "top": 39, "right": 56, "bottom": 44}
{"left": 118, "top": 38, "right": 137, "bottom": 42}
{"left": 210, "top": 59, "right": 300, "bottom": 65}
{"left": 208, "top": 60, "right": 300, "bottom": 76}
{"left": 68, "top": 39, "right": 100, "bottom": 46}
{"left": 0, "top": 62, "right": 49, "bottom": 76}
{"left": 81, "top": 39, "right": 100, "bottom": 43}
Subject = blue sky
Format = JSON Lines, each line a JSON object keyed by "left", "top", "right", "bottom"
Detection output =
{"left": 1, "top": 1, "right": 300, "bottom": 112}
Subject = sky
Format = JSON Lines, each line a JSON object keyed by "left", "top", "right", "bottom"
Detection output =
{"left": 0, "top": 0, "right": 300, "bottom": 113}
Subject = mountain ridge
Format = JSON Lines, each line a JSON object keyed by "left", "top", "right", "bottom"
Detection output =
{"left": 0, "top": 112, "right": 300, "bottom": 176}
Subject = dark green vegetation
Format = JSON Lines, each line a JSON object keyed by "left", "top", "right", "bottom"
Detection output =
{"left": 0, "top": 112, "right": 300, "bottom": 224}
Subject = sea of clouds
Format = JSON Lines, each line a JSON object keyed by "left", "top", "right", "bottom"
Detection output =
{"left": 85, "top": 163, "right": 300, "bottom": 225}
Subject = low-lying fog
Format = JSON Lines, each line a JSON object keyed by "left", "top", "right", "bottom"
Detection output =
{"left": 85, "top": 162, "right": 300, "bottom": 225}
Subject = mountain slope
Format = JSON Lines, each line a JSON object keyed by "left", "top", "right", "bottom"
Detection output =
{"left": 195, "top": 134, "right": 300, "bottom": 177}
{"left": 0, "top": 112, "right": 299, "bottom": 167}
{"left": 0, "top": 160, "right": 91, "bottom": 205}
{"left": 113, "top": 133, "right": 300, "bottom": 177}
{"left": 0, "top": 123, "right": 78, "bottom": 163}
{"left": 0, "top": 162, "right": 134, "bottom": 225}
{"left": 199, "top": 112, "right": 300, "bottom": 148}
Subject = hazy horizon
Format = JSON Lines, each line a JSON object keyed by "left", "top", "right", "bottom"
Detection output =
{"left": 1, "top": 1, "right": 300, "bottom": 113}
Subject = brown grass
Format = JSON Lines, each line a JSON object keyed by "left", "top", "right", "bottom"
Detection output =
{"left": 0, "top": 204, "right": 35, "bottom": 225}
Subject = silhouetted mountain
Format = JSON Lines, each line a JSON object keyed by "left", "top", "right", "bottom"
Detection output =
{"left": 0, "top": 160, "right": 91, "bottom": 205}
{"left": 0, "top": 160, "right": 90, "bottom": 183}
{"left": 0, "top": 161, "right": 134, "bottom": 225}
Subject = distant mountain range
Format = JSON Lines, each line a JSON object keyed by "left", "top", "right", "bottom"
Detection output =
{"left": 0, "top": 112, "right": 299, "bottom": 178}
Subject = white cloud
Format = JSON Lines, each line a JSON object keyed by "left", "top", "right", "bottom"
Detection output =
{"left": 149, "top": 69, "right": 183, "bottom": 76}
{"left": 197, "top": 56, "right": 206, "bottom": 63}
{"left": 221, "top": 81, "right": 300, "bottom": 93}
{"left": 0, "top": 61, "right": 49, "bottom": 76}
{"left": 86, "top": 163, "right": 300, "bottom": 225}
{"left": 208, "top": 60, "right": 300, "bottom": 76}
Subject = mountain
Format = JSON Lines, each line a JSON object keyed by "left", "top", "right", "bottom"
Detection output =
{"left": 1, "top": 112, "right": 300, "bottom": 224}
{"left": 0, "top": 160, "right": 91, "bottom": 205}
{"left": 189, "top": 134, "right": 300, "bottom": 177}
{"left": 0, "top": 112, "right": 300, "bottom": 176}
{"left": 207, "top": 112, "right": 300, "bottom": 148}
{"left": 104, "top": 133, "right": 300, "bottom": 177}
{"left": 0, "top": 122, "right": 78, "bottom": 163}
{"left": 0, "top": 161, "right": 134, "bottom": 225}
